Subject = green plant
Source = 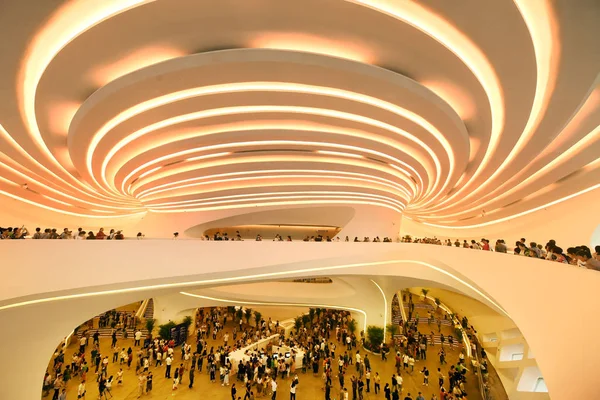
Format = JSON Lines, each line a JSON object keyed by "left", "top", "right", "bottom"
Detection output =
{"left": 315, "top": 308, "right": 323, "bottom": 321}
{"left": 244, "top": 308, "right": 253, "bottom": 324}
{"left": 366, "top": 326, "right": 384, "bottom": 349}
{"left": 145, "top": 318, "right": 156, "bottom": 335}
{"left": 308, "top": 308, "right": 315, "bottom": 324}
{"left": 254, "top": 311, "right": 262, "bottom": 327}
{"left": 347, "top": 319, "right": 357, "bottom": 333}
{"left": 227, "top": 306, "right": 236, "bottom": 317}
{"left": 236, "top": 308, "right": 244, "bottom": 323}
{"left": 386, "top": 324, "right": 399, "bottom": 340}
{"left": 454, "top": 327, "right": 464, "bottom": 341}
{"left": 301, "top": 314, "right": 310, "bottom": 327}
{"left": 182, "top": 316, "right": 193, "bottom": 329}
{"left": 294, "top": 316, "right": 302, "bottom": 332}
{"left": 421, "top": 288, "right": 429, "bottom": 298}
{"left": 158, "top": 321, "right": 176, "bottom": 340}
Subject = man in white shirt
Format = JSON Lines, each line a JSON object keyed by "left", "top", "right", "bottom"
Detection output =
{"left": 77, "top": 381, "right": 86, "bottom": 398}
{"left": 79, "top": 336, "right": 87, "bottom": 353}
{"left": 165, "top": 355, "right": 173, "bottom": 378}
{"left": 134, "top": 330, "right": 142, "bottom": 346}
{"left": 271, "top": 377, "right": 278, "bottom": 399}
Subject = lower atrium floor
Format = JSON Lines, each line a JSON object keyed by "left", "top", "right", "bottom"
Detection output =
{"left": 45, "top": 306, "right": 480, "bottom": 400}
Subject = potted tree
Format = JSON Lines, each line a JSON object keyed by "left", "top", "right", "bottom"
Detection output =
{"left": 434, "top": 298, "right": 441, "bottom": 311}
{"left": 348, "top": 319, "right": 357, "bottom": 334}
{"left": 145, "top": 318, "right": 156, "bottom": 338}
{"left": 227, "top": 306, "right": 236, "bottom": 321}
{"left": 294, "top": 316, "right": 302, "bottom": 333}
{"left": 386, "top": 324, "right": 399, "bottom": 342}
{"left": 366, "top": 326, "right": 384, "bottom": 353}
{"left": 254, "top": 311, "right": 262, "bottom": 328}
{"left": 236, "top": 308, "right": 244, "bottom": 325}
{"left": 182, "top": 316, "right": 193, "bottom": 334}
{"left": 308, "top": 308, "right": 315, "bottom": 325}
{"left": 302, "top": 314, "right": 310, "bottom": 328}
{"left": 315, "top": 308, "right": 323, "bottom": 322}
{"left": 421, "top": 288, "right": 430, "bottom": 301}
{"left": 158, "top": 321, "right": 176, "bottom": 340}
{"left": 244, "top": 308, "right": 253, "bottom": 325}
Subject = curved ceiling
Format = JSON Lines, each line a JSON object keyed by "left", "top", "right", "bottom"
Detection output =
{"left": 0, "top": 0, "right": 599, "bottom": 227}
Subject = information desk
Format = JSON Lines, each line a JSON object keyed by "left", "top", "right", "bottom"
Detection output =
{"left": 271, "top": 345, "right": 304, "bottom": 369}
{"left": 228, "top": 334, "right": 280, "bottom": 367}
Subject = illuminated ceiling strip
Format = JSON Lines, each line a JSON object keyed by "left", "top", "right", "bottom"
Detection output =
{"left": 0, "top": 159, "right": 141, "bottom": 211}
{"left": 0, "top": 124, "right": 137, "bottom": 207}
{"left": 347, "top": 0, "right": 504, "bottom": 209}
{"left": 417, "top": 124, "right": 600, "bottom": 221}
{"left": 149, "top": 198, "right": 404, "bottom": 213}
{"left": 100, "top": 106, "right": 440, "bottom": 196}
{"left": 0, "top": 259, "right": 507, "bottom": 318}
{"left": 120, "top": 139, "right": 420, "bottom": 194}
{"left": 138, "top": 174, "right": 411, "bottom": 203}
{"left": 88, "top": 82, "right": 444, "bottom": 196}
{"left": 135, "top": 168, "right": 412, "bottom": 200}
{"left": 134, "top": 157, "right": 415, "bottom": 199}
{"left": 137, "top": 165, "right": 161, "bottom": 180}
{"left": 421, "top": 183, "right": 600, "bottom": 229}
{"left": 420, "top": 0, "right": 559, "bottom": 213}
{"left": 0, "top": 188, "right": 147, "bottom": 219}
{"left": 370, "top": 280, "right": 387, "bottom": 338}
{"left": 20, "top": 0, "right": 492, "bottom": 209}
{"left": 179, "top": 291, "right": 369, "bottom": 334}
{"left": 147, "top": 193, "right": 406, "bottom": 210}
{"left": 20, "top": 1, "right": 155, "bottom": 200}
{"left": 148, "top": 190, "right": 406, "bottom": 208}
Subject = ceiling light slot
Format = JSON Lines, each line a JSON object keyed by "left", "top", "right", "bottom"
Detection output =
{"left": 234, "top": 149, "right": 313, "bottom": 154}
{"left": 163, "top": 160, "right": 185, "bottom": 167}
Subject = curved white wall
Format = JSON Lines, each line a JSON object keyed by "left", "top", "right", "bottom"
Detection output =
{"left": 0, "top": 242, "right": 599, "bottom": 400}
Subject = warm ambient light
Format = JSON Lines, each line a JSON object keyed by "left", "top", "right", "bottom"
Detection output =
{"left": 87, "top": 46, "right": 185, "bottom": 86}
{"left": 136, "top": 172, "right": 411, "bottom": 205}
{"left": 421, "top": 182, "right": 600, "bottom": 229}
{"left": 348, "top": 0, "right": 504, "bottom": 211}
{"left": 19, "top": 0, "right": 152, "bottom": 201}
{"left": 86, "top": 82, "right": 444, "bottom": 196}
{"left": 100, "top": 105, "right": 441, "bottom": 197}
{"left": 146, "top": 191, "right": 406, "bottom": 210}
{"left": 118, "top": 124, "right": 425, "bottom": 197}
{"left": 135, "top": 168, "right": 412, "bottom": 202}
{"left": 149, "top": 198, "right": 404, "bottom": 214}
{"left": 420, "top": 0, "right": 560, "bottom": 214}
{"left": 249, "top": 33, "right": 374, "bottom": 64}
{"left": 129, "top": 155, "right": 416, "bottom": 200}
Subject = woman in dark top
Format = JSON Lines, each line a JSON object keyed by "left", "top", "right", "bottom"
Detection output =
{"left": 146, "top": 372, "right": 153, "bottom": 392}
{"left": 384, "top": 383, "right": 391, "bottom": 400}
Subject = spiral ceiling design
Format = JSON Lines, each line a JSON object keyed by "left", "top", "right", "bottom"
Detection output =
{"left": 0, "top": 0, "right": 598, "bottom": 228}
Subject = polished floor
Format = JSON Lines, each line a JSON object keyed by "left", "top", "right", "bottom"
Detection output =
{"left": 47, "top": 309, "right": 480, "bottom": 400}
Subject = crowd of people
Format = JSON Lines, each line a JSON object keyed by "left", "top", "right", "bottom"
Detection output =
{"left": 43, "top": 302, "right": 478, "bottom": 400}
{"left": 403, "top": 236, "right": 600, "bottom": 271}
{"left": 4, "top": 222, "right": 598, "bottom": 269}
{"left": 0, "top": 226, "right": 128, "bottom": 240}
